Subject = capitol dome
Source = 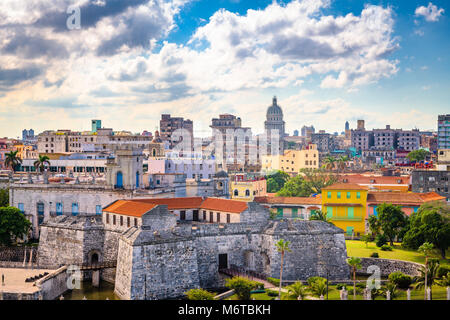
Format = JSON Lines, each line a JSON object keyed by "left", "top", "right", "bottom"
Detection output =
{"left": 267, "top": 96, "right": 283, "bottom": 117}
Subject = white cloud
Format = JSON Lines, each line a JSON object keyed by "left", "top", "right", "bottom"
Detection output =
{"left": 415, "top": 2, "right": 445, "bottom": 22}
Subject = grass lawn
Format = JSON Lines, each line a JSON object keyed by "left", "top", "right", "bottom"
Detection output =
{"left": 345, "top": 240, "right": 450, "bottom": 266}
{"left": 226, "top": 285, "right": 449, "bottom": 300}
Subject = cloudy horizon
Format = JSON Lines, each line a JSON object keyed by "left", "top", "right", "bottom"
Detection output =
{"left": 0, "top": 0, "right": 448, "bottom": 138}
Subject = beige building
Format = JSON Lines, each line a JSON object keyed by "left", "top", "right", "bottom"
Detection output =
{"left": 261, "top": 143, "right": 319, "bottom": 174}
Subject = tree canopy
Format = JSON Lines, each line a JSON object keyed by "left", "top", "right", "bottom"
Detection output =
{"left": 266, "top": 170, "right": 290, "bottom": 193}
{"left": 403, "top": 202, "right": 450, "bottom": 259}
{"left": 377, "top": 203, "right": 409, "bottom": 246}
{"left": 0, "top": 188, "right": 8, "bottom": 207}
{"left": 0, "top": 206, "right": 31, "bottom": 245}
{"left": 407, "top": 149, "right": 430, "bottom": 163}
{"left": 276, "top": 168, "right": 339, "bottom": 197}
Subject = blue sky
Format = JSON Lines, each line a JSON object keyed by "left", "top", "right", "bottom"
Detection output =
{"left": 0, "top": 0, "right": 448, "bottom": 138}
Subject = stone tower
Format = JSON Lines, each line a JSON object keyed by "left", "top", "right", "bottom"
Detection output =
{"left": 264, "top": 96, "right": 285, "bottom": 154}
{"left": 106, "top": 145, "right": 144, "bottom": 190}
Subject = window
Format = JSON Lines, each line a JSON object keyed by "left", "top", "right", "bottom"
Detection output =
{"left": 277, "top": 208, "right": 283, "bottom": 218}
{"left": 210, "top": 212, "right": 213, "bottom": 222}
{"left": 347, "top": 192, "right": 351, "bottom": 199}
{"left": 134, "top": 218, "right": 138, "bottom": 227}
{"left": 203, "top": 211, "right": 206, "bottom": 220}
{"left": 327, "top": 192, "right": 331, "bottom": 199}
{"left": 113, "top": 215, "right": 116, "bottom": 225}
{"left": 326, "top": 207, "right": 333, "bottom": 219}
{"left": 217, "top": 212, "right": 221, "bottom": 223}
{"left": 127, "top": 217, "right": 130, "bottom": 228}
{"left": 120, "top": 216, "right": 123, "bottom": 226}
{"left": 18, "top": 203, "right": 25, "bottom": 214}
{"left": 71, "top": 203, "right": 79, "bottom": 216}
{"left": 106, "top": 214, "right": 110, "bottom": 224}
{"left": 234, "top": 189, "right": 239, "bottom": 196}
{"left": 245, "top": 189, "right": 250, "bottom": 197}
{"left": 56, "top": 202, "right": 63, "bottom": 216}
{"left": 356, "top": 192, "right": 361, "bottom": 199}
{"left": 348, "top": 207, "right": 354, "bottom": 219}
{"left": 180, "top": 210, "right": 186, "bottom": 220}
{"left": 292, "top": 208, "right": 298, "bottom": 218}
{"left": 227, "top": 214, "right": 231, "bottom": 223}
{"left": 337, "top": 192, "right": 341, "bottom": 199}
{"left": 96, "top": 205, "right": 102, "bottom": 215}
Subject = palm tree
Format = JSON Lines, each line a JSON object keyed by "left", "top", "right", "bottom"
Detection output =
{"left": 4, "top": 150, "right": 22, "bottom": 172}
{"left": 436, "top": 272, "right": 450, "bottom": 288}
{"left": 347, "top": 257, "right": 362, "bottom": 299}
{"left": 418, "top": 242, "right": 434, "bottom": 300}
{"left": 337, "top": 156, "right": 350, "bottom": 172}
{"left": 286, "top": 281, "right": 308, "bottom": 300}
{"left": 414, "top": 258, "right": 439, "bottom": 300}
{"left": 33, "top": 155, "right": 50, "bottom": 173}
{"left": 309, "top": 209, "right": 332, "bottom": 223}
{"left": 275, "top": 239, "right": 291, "bottom": 300}
{"left": 321, "top": 156, "right": 336, "bottom": 171}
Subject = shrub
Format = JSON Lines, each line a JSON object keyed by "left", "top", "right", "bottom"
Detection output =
{"left": 225, "top": 277, "right": 259, "bottom": 300}
{"left": 336, "top": 284, "right": 347, "bottom": 290}
{"left": 388, "top": 272, "right": 412, "bottom": 289}
{"left": 370, "top": 252, "right": 379, "bottom": 258}
{"left": 437, "top": 265, "right": 450, "bottom": 278}
{"left": 309, "top": 278, "right": 327, "bottom": 297}
{"left": 267, "top": 277, "right": 280, "bottom": 287}
{"left": 380, "top": 244, "right": 393, "bottom": 251}
{"left": 254, "top": 282, "right": 264, "bottom": 290}
{"left": 267, "top": 290, "right": 278, "bottom": 297}
{"left": 375, "top": 234, "right": 388, "bottom": 247}
{"left": 185, "top": 289, "right": 215, "bottom": 300}
{"left": 307, "top": 276, "right": 327, "bottom": 287}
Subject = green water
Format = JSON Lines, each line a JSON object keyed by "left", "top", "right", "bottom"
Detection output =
{"left": 63, "top": 281, "right": 120, "bottom": 300}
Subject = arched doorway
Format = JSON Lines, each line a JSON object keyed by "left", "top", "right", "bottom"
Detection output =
{"left": 244, "top": 250, "right": 254, "bottom": 270}
{"left": 88, "top": 250, "right": 101, "bottom": 265}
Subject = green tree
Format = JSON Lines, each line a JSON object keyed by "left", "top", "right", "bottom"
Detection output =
{"left": 377, "top": 203, "right": 408, "bottom": 246}
{"left": 360, "top": 234, "right": 371, "bottom": 248}
{"left": 185, "top": 288, "right": 215, "bottom": 300}
{"left": 286, "top": 281, "right": 308, "bottom": 300}
{"left": 321, "top": 155, "right": 336, "bottom": 171}
{"left": 436, "top": 273, "right": 450, "bottom": 287}
{"left": 266, "top": 171, "right": 289, "bottom": 193}
{"left": 403, "top": 202, "right": 450, "bottom": 259}
{"left": 225, "top": 277, "right": 259, "bottom": 300}
{"left": 336, "top": 155, "right": 350, "bottom": 173}
{"left": 414, "top": 257, "right": 439, "bottom": 300}
{"left": 276, "top": 175, "right": 310, "bottom": 197}
{"left": 33, "top": 155, "right": 50, "bottom": 173}
{"left": 368, "top": 215, "right": 381, "bottom": 237}
{"left": 407, "top": 149, "right": 430, "bottom": 163}
{"left": 309, "top": 209, "right": 332, "bottom": 224}
{"left": 347, "top": 257, "right": 362, "bottom": 300}
{"left": 277, "top": 168, "right": 338, "bottom": 197}
{"left": 4, "top": 151, "right": 22, "bottom": 172}
{"left": 0, "top": 188, "right": 9, "bottom": 207}
{"left": 0, "top": 206, "right": 31, "bottom": 245}
{"left": 417, "top": 242, "right": 434, "bottom": 300}
{"left": 275, "top": 239, "right": 291, "bottom": 300}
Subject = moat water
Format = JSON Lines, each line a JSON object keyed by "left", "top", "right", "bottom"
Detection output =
{"left": 63, "top": 280, "right": 120, "bottom": 300}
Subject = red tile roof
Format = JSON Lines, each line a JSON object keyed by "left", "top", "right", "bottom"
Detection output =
{"left": 340, "top": 174, "right": 410, "bottom": 185}
{"left": 104, "top": 197, "right": 249, "bottom": 216}
{"left": 254, "top": 196, "right": 321, "bottom": 205}
{"left": 323, "top": 183, "right": 369, "bottom": 191}
{"left": 367, "top": 192, "right": 445, "bottom": 206}
{"left": 200, "top": 197, "right": 248, "bottom": 213}
{"left": 129, "top": 197, "right": 203, "bottom": 210}
{"left": 103, "top": 200, "right": 157, "bottom": 217}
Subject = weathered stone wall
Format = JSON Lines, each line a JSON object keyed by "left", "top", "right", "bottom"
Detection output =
{"left": 114, "top": 233, "right": 134, "bottom": 299}
{"left": 358, "top": 257, "right": 423, "bottom": 277}
{"left": 36, "top": 266, "right": 69, "bottom": 300}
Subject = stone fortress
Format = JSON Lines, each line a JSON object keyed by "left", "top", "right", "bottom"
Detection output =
{"left": 37, "top": 199, "right": 350, "bottom": 299}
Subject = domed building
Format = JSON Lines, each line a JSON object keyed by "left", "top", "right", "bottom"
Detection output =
{"left": 264, "top": 96, "right": 285, "bottom": 154}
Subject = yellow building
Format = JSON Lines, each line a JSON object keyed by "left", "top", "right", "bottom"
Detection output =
{"left": 321, "top": 183, "right": 368, "bottom": 236}
{"left": 13, "top": 144, "right": 38, "bottom": 160}
{"left": 261, "top": 144, "right": 319, "bottom": 175}
{"left": 230, "top": 174, "right": 267, "bottom": 202}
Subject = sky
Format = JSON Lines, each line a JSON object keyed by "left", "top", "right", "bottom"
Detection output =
{"left": 0, "top": 0, "right": 449, "bottom": 139}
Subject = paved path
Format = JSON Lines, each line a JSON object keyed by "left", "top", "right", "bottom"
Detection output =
{"left": 0, "top": 268, "right": 55, "bottom": 294}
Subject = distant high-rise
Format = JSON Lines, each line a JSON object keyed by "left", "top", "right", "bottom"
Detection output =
{"left": 91, "top": 120, "right": 102, "bottom": 133}
{"left": 22, "top": 129, "right": 34, "bottom": 141}
{"left": 301, "top": 125, "right": 315, "bottom": 138}
{"left": 160, "top": 114, "right": 193, "bottom": 149}
{"left": 438, "top": 114, "right": 450, "bottom": 149}
{"left": 345, "top": 121, "right": 350, "bottom": 131}
{"left": 293, "top": 130, "right": 299, "bottom": 137}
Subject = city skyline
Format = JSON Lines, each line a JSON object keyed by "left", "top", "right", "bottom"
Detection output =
{"left": 0, "top": 0, "right": 449, "bottom": 138}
